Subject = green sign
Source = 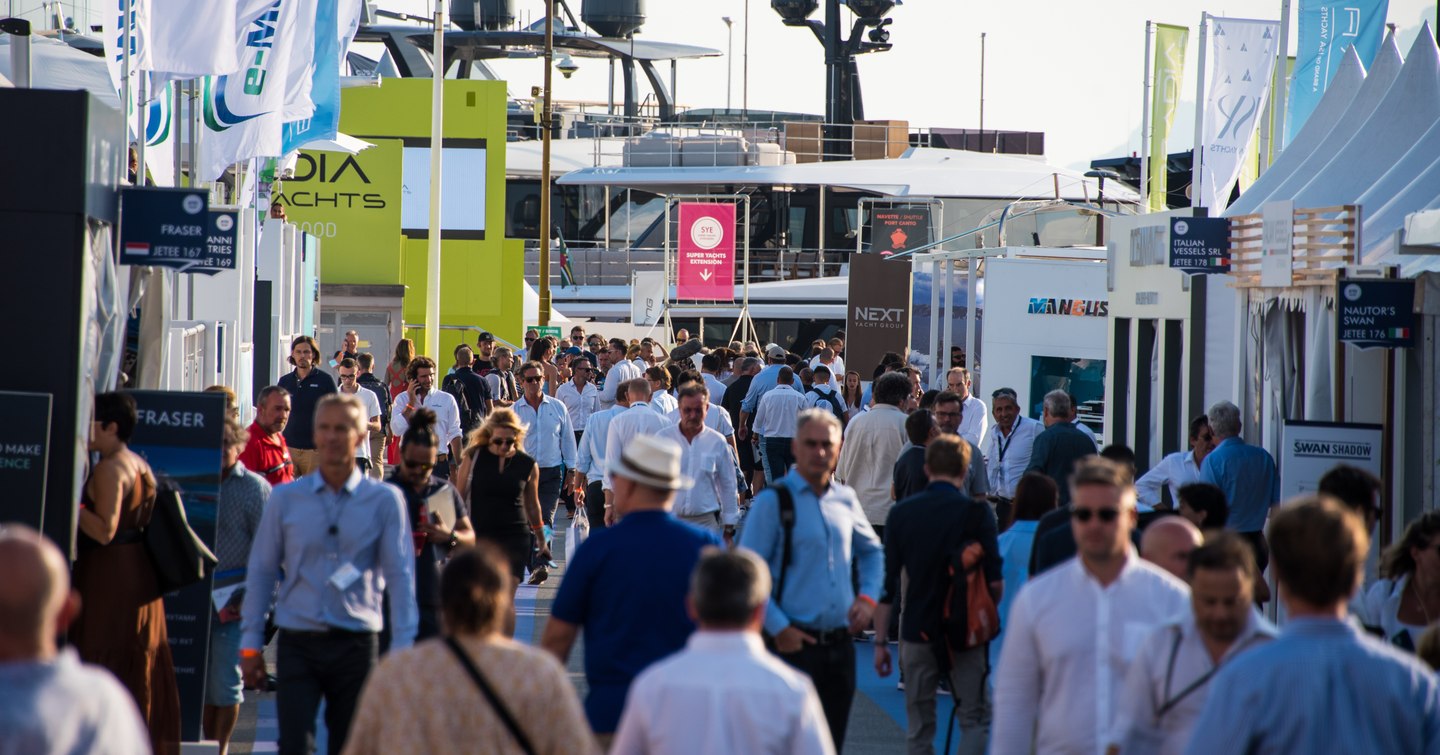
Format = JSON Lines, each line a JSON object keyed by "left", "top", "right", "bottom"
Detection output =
{"left": 532, "top": 326, "right": 563, "bottom": 340}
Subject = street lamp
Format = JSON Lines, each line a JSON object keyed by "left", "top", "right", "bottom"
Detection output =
{"left": 722, "top": 16, "right": 733, "bottom": 112}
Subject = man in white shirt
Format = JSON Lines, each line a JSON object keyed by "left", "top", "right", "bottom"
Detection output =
{"left": 752, "top": 367, "right": 812, "bottom": 484}
{"left": 992, "top": 457, "right": 1190, "bottom": 755}
{"left": 946, "top": 367, "right": 988, "bottom": 448}
{"left": 982, "top": 387, "right": 1043, "bottom": 501}
{"left": 337, "top": 358, "right": 383, "bottom": 476}
{"left": 1136, "top": 415, "right": 1215, "bottom": 510}
{"left": 612, "top": 548, "right": 835, "bottom": 755}
{"left": 390, "top": 356, "right": 463, "bottom": 478}
{"left": 513, "top": 360, "right": 582, "bottom": 534}
{"left": 1107, "top": 532, "right": 1277, "bottom": 755}
{"left": 578, "top": 382, "right": 628, "bottom": 531}
{"left": 599, "top": 337, "right": 644, "bottom": 411}
{"left": 835, "top": 372, "right": 911, "bottom": 532}
{"left": 657, "top": 386, "right": 740, "bottom": 541}
{"left": 701, "top": 353, "right": 730, "bottom": 404}
{"left": 556, "top": 354, "right": 599, "bottom": 442}
{"left": 804, "top": 365, "right": 849, "bottom": 425}
{"left": 809, "top": 347, "right": 844, "bottom": 387}
{"left": 603, "top": 378, "right": 672, "bottom": 523}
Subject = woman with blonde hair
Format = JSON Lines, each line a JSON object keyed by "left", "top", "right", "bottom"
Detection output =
{"left": 1356, "top": 510, "right": 1440, "bottom": 652}
{"left": 454, "top": 409, "right": 551, "bottom": 594}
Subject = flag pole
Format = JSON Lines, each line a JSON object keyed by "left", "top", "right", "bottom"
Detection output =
{"left": 1268, "top": 0, "right": 1293, "bottom": 162}
{"left": 1191, "top": 13, "right": 1209, "bottom": 211}
{"left": 120, "top": 0, "right": 131, "bottom": 185}
{"left": 539, "top": 0, "right": 554, "bottom": 327}
{"left": 1140, "top": 20, "right": 1153, "bottom": 210}
{"left": 425, "top": 0, "right": 445, "bottom": 359}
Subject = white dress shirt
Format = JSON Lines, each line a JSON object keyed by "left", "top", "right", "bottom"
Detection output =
{"left": 512, "top": 394, "right": 577, "bottom": 469}
{"left": 1108, "top": 611, "right": 1277, "bottom": 755}
{"left": 1135, "top": 449, "right": 1204, "bottom": 509}
{"left": 603, "top": 402, "right": 672, "bottom": 490}
{"left": 958, "top": 394, "right": 989, "bottom": 448}
{"left": 752, "top": 384, "right": 811, "bottom": 438}
{"left": 657, "top": 424, "right": 740, "bottom": 525}
{"left": 666, "top": 403, "right": 735, "bottom": 436}
{"left": 650, "top": 391, "right": 679, "bottom": 416}
{"left": 555, "top": 380, "right": 599, "bottom": 431}
{"left": 992, "top": 552, "right": 1191, "bottom": 755}
{"left": 390, "top": 389, "right": 463, "bottom": 451}
{"left": 598, "top": 359, "right": 644, "bottom": 411}
{"left": 345, "top": 385, "right": 382, "bottom": 461}
{"left": 809, "top": 354, "right": 844, "bottom": 376}
{"left": 834, "top": 404, "right": 909, "bottom": 525}
{"left": 577, "top": 406, "right": 622, "bottom": 485}
{"left": 611, "top": 631, "right": 835, "bottom": 755}
{"left": 983, "top": 415, "right": 1043, "bottom": 499}
{"left": 703, "top": 373, "right": 729, "bottom": 404}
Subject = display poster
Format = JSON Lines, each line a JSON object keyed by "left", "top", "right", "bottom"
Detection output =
{"left": 871, "top": 206, "right": 933, "bottom": 257}
{"left": 1280, "top": 420, "right": 1383, "bottom": 500}
{"left": 1169, "top": 217, "right": 1232, "bottom": 273}
{"left": 1337, "top": 278, "right": 1416, "bottom": 349}
{"left": 846, "top": 253, "right": 913, "bottom": 379}
{"left": 118, "top": 187, "right": 211, "bottom": 268}
{"left": 676, "top": 202, "right": 737, "bottom": 301}
{"left": 0, "top": 391, "right": 53, "bottom": 530}
{"left": 127, "top": 390, "right": 226, "bottom": 743}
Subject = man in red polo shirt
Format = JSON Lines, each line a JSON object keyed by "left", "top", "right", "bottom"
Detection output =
{"left": 239, "top": 385, "right": 295, "bottom": 486}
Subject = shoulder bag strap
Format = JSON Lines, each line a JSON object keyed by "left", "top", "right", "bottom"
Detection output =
{"left": 444, "top": 637, "right": 538, "bottom": 755}
{"left": 772, "top": 484, "right": 796, "bottom": 600}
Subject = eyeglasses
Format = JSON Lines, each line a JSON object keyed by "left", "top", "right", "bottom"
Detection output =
{"left": 490, "top": 438, "right": 516, "bottom": 448}
{"left": 523, "top": 376, "right": 543, "bottom": 383}
{"left": 338, "top": 373, "right": 356, "bottom": 380}
{"left": 401, "top": 459, "right": 434, "bottom": 471}
{"left": 1070, "top": 507, "right": 1122, "bottom": 524}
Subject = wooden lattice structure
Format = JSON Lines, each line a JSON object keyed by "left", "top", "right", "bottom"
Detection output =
{"left": 1227, "top": 205, "right": 1360, "bottom": 288}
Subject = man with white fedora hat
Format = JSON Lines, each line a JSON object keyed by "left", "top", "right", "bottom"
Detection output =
{"left": 542, "top": 434, "right": 723, "bottom": 746}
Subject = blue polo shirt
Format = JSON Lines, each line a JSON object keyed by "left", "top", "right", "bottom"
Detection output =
{"left": 1200, "top": 436, "right": 1279, "bottom": 532}
{"left": 551, "top": 509, "right": 721, "bottom": 733}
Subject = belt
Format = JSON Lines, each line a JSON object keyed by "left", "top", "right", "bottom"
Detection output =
{"left": 793, "top": 626, "right": 851, "bottom": 646}
{"left": 279, "top": 627, "right": 376, "bottom": 639}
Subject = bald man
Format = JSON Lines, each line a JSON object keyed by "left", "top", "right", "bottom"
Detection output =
{"left": 1140, "top": 516, "right": 1203, "bottom": 581}
{"left": 0, "top": 526, "right": 149, "bottom": 754}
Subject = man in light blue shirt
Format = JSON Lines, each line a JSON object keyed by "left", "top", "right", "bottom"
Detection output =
{"left": 1186, "top": 496, "right": 1440, "bottom": 755}
{"left": 739, "top": 407, "right": 884, "bottom": 752}
{"left": 738, "top": 345, "right": 792, "bottom": 482}
{"left": 514, "top": 359, "right": 581, "bottom": 529}
{"left": 1199, "top": 400, "right": 1278, "bottom": 571}
{"left": 578, "top": 382, "right": 628, "bottom": 531}
{"left": 240, "top": 393, "right": 417, "bottom": 755}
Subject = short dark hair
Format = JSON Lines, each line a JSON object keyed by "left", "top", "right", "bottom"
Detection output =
{"left": 905, "top": 409, "right": 936, "bottom": 446}
{"left": 924, "top": 434, "right": 971, "bottom": 479}
{"left": 519, "top": 360, "right": 545, "bottom": 381}
{"left": 690, "top": 547, "right": 770, "bottom": 628}
{"left": 407, "top": 356, "right": 437, "bottom": 381}
{"left": 1269, "top": 496, "right": 1369, "bottom": 607}
{"left": 777, "top": 366, "right": 795, "bottom": 385}
{"left": 1177, "top": 483, "right": 1228, "bottom": 528}
{"left": 1011, "top": 471, "right": 1059, "bottom": 525}
{"left": 1188, "top": 414, "right": 1210, "bottom": 440}
{"left": 918, "top": 389, "right": 940, "bottom": 410}
{"left": 256, "top": 384, "right": 288, "bottom": 408}
{"left": 1187, "top": 530, "right": 1258, "bottom": 583}
{"left": 873, "top": 372, "right": 911, "bottom": 406}
{"left": 338, "top": 357, "right": 357, "bottom": 371}
{"left": 454, "top": 343, "right": 473, "bottom": 359}
{"left": 1099, "top": 444, "right": 1136, "bottom": 483}
{"left": 94, "top": 391, "right": 138, "bottom": 442}
{"left": 677, "top": 384, "right": 709, "bottom": 403}
{"left": 1318, "top": 464, "right": 1382, "bottom": 519}
{"left": 813, "top": 365, "right": 832, "bottom": 381}
{"left": 701, "top": 353, "right": 721, "bottom": 373}
{"left": 357, "top": 352, "right": 376, "bottom": 371}
{"left": 440, "top": 544, "right": 512, "bottom": 635}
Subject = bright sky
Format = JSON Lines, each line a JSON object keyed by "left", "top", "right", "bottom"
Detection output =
{"left": 412, "top": 0, "right": 1436, "bottom": 171}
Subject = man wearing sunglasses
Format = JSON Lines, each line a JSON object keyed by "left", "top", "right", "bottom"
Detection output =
{"left": 599, "top": 338, "right": 644, "bottom": 412}
{"left": 992, "top": 457, "right": 1190, "bottom": 755}
{"left": 513, "top": 361, "right": 581, "bottom": 534}
{"left": 557, "top": 355, "right": 600, "bottom": 446}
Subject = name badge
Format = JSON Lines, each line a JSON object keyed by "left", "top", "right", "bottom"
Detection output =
{"left": 329, "top": 562, "right": 362, "bottom": 591}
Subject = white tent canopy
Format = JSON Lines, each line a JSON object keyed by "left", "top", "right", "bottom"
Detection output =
{"left": 558, "top": 147, "right": 1137, "bottom": 203}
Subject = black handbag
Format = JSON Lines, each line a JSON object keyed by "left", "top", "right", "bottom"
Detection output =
{"left": 144, "top": 479, "right": 218, "bottom": 595}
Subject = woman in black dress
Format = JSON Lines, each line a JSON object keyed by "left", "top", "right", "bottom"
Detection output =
{"left": 453, "top": 408, "right": 549, "bottom": 603}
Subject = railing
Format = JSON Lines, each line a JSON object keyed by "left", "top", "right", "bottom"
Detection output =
{"left": 526, "top": 242, "right": 845, "bottom": 286}
{"left": 1228, "top": 205, "right": 1359, "bottom": 288}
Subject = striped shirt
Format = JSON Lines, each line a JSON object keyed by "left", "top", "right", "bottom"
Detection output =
{"left": 1185, "top": 617, "right": 1440, "bottom": 755}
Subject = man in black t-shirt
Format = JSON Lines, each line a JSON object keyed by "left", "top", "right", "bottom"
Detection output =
{"left": 277, "top": 335, "right": 337, "bottom": 477}
{"left": 874, "top": 435, "right": 1002, "bottom": 755}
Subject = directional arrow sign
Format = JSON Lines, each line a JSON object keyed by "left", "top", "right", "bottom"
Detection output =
{"left": 676, "top": 202, "right": 736, "bottom": 301}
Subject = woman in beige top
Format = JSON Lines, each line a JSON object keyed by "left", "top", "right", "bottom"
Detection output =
{"left": 342, "top": 543, "right": 597, "bottom": 755}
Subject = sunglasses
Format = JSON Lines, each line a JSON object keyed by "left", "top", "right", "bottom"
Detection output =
{"left": 525, "top": 337, "right": 537, "bottom": 343}
{"left": 523, "top": 376, "right": 543, "bottom": 383}
{"left": 490, "top": 437, "right": 516, "bottom": 448}
{"left": 1070, "top": 507, "right": 1122, "bottom": 524}
{"left": 401, "top": 459, "right": 434, "bottom": 471}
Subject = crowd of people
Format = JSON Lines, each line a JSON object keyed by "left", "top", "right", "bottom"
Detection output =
{"left": 4, "top": 325, "right": 1440, "bottom": 755}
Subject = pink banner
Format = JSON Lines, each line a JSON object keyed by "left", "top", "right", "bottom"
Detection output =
{"left": 676, "top": 202, "right": 737, "bottom": 301}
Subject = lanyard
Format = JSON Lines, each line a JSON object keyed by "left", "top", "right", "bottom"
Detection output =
{"left": 995, "top": 417, "right": 1024, "bottom": 464}
{"left": 1157, "top": 629, "right": 1266, "bottom": 719}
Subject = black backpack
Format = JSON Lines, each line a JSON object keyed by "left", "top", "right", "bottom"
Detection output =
{"left": 441, "top": 373, "right": 479, "bottom": 433}
{"left": 807, "top": 387, "right": 846, "bottom": 423}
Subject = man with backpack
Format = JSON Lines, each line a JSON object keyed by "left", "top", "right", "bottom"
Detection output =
{"left": 442, "top": 344, "right": 492, "bottom": 436}
{"left": 805, "top": 365, "right": 849, "bottom": 427}
{"left": 739, "top": 408, "right": 883, "bottom": 753}
{"left": 873, "top": 435, "right": 1002, "bottom": 755}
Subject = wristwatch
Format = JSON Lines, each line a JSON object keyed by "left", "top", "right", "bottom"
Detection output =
{"left": 447, "top": 532, "right": 458, "bottom": 550}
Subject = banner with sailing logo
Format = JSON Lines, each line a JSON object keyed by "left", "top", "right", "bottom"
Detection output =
{"left": 1287, "top": 0, "right": 1390, "bottom": 146}
{"left": 198, "top": 0, "right": 314, "bottom": 181}
{"left": 1149, "top": 23, "right": 1188, "bottom": 213}
{"left": 1198, "top": 17, "right": 1279, "bottom": 212}
{"left": 101, "top": 3, "right": 176, "bottom": 186}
